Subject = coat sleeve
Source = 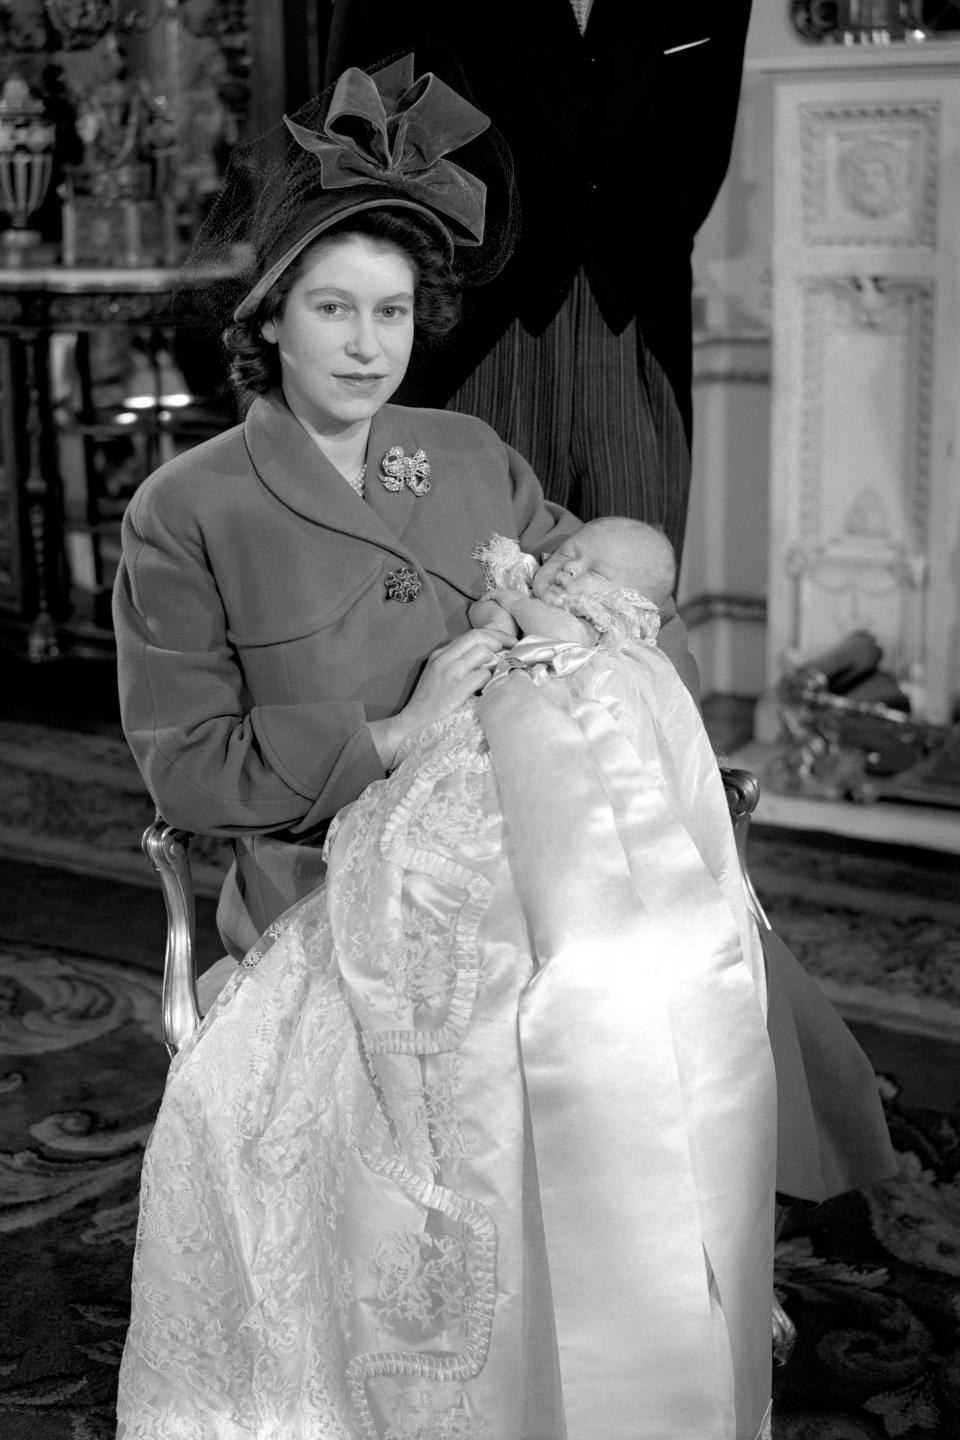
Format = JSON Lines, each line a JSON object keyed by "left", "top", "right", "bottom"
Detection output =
{"left": 506, "top": 440, "right": 580, "bottom": 555}
{"left": 656, "top": 598, "right": 702, "bottom": 709}
{"left": 112, "top": 488, "right": 386, "bottom": 839}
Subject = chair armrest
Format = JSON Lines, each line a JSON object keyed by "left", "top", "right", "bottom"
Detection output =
{"left": 719, "top": 765, "right": 772, "bottom": 932}
{"left": 142, "top": 816, "right": 201, "bottom": 1057}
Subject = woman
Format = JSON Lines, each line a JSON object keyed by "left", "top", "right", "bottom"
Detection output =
{"left": 116, "top": 54, "right": 743, "bottom": 1437}
{"left": 117, "top": 521, "right": 776, "bottom": 1440}
{"left": 113, "top": 53, "right": 697, "bottom": 962}
{"left": 112, "top": 53, "right": 890, "bottom": 1440}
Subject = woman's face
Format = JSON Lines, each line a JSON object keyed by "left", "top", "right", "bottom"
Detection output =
{"left": 261, "top": 235, "right": 416, "bottom": 436}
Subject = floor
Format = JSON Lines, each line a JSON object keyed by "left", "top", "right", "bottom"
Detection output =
{"left": 700, "top": 692, "right": 960, "bottom": 856}
{"left": 734, "top": 738, "right": 960, "bottom": 855}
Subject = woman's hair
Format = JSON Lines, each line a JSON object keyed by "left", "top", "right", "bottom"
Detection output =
{"left": 222, "top": 209, "right": 462, "bottom": 413}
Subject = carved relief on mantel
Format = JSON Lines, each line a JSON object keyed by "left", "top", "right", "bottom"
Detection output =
{"left": 784, "top": 523, "right": 928, "bottom": 702}
{"left": 784, "top": 272, "right": 934, "bottom": 700}
{"left": 752, "top": 48, "right": 960, "bottom": 753}
{"left": 796, "top": 276, "right": 933, "bottom": 544}
{"left": 800, "top": 102, "right": 939, "bottom": 247}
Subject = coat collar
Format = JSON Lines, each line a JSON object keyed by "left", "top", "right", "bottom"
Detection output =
{"left": 368, "top": 404, "right": 489, "bottom": 599}
{"left": 243, "top": 395, "right": 478, "bottom": 595}
{"left": 244, "top": 392, "right": 421, "bottom": 563}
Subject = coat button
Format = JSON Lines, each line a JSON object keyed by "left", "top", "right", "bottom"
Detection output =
{"left": 385, "top": 567, "right": 422, "bottom": 603}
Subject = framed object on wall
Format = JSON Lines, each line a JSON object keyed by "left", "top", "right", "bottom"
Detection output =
{"left": 790, "top": 1, "right": 960, "bottom": 44}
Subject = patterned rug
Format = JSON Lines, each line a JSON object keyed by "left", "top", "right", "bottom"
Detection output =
{"left": 0, "top": 718, "right": 232, "bottom": 897}
{"left": 772, "top": 1047, "right": 960, "bottom": 1440}
{"left": 747, "top": 825, "right": 960, "bottom": 1041}
{"left": 0, "top": 940, "right": 166, "bottom": 1439}
{"left": 1, "top": 856, "right": 959, "bottom": 1438}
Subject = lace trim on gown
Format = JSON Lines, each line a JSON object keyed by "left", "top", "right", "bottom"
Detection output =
{"left": 470, "top": 533, "right": 538, "bottom": 592}
{"left": 118, "top": 705, "right": 536, "bottom": 1439}
{"left": 547, "top": 587, "right": 661, "bottom": 651}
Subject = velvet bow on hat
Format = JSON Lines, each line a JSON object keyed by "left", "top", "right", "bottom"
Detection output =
{"left": 233, "top": 54, "right": 492, "bottom": 320}
{"left": 286, "top": 55, "right": 490, "bottom": 246}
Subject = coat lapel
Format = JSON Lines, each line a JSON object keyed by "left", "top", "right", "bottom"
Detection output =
{"left": 366, "top": 406, "right": 481, "bottom": 599}
{"left": 245, "top": 396, "right": 496, "bottom": 603}
{"left": 245, "top": 393, "right": 417, "bottom": 563}
{"left": 363, "top": 405, "right": 421, "bottom": 539}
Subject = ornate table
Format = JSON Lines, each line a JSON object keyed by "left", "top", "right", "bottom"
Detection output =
{"left": 0, "top": 266, "right": 233, "bottom": 661}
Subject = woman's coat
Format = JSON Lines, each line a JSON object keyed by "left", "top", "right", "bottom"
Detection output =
{"left": 115, "top": 394, "right": 699, "bottom": 951}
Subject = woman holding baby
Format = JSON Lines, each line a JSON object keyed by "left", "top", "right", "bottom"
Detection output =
{"left": 112, "top": 53, "right": 892, "bottom": 1440}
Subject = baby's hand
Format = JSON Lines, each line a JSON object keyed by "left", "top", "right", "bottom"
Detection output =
{"left": 468, "top": 597, "right": 519, "bottom": 639}
{"left": 485, "top": 587, "right": 527, "bottom": 614}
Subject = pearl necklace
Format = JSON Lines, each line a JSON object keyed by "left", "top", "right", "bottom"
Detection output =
{"left": 345, "top": 461, "right": 367, "bottom": 497}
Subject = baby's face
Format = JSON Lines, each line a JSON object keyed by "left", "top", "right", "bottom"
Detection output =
{"left": 533, "top": 527, "right": 630, "bottom": 601}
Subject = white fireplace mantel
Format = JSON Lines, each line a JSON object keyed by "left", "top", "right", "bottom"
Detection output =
{"left": 746, "top": 35, "right": 960, "bottom": 76}
{"left": 753, "top": 38, "right": 960, "bottom": 732}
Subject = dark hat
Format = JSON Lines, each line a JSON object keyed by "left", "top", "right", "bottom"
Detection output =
{"left": 186, "top": 52, "right": 518, "bottom": 328}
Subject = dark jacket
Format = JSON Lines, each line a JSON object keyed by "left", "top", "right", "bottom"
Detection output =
{"left": 322, "top": 0, "right": 754, "bottom": 434}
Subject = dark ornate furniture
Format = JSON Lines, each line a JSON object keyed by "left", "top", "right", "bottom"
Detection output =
{"left": 0, "top": 265, "right": 233, "bottom": 660}
{"left": 0, "top": 0, "right": 308, "bottom": 667}
{"left": 767, "top": 629, "right": 955, "bottom": 804}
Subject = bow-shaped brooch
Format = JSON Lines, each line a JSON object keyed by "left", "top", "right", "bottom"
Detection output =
{"left": 284, "top": 55, "right": 490, "bottom": 249}
{"left": 380, "top": 446, "right": 432, "bottom": 496}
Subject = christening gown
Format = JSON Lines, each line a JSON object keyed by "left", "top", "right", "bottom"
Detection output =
{"left": 116, "top": 579, "right": 777, "bottom": 1440}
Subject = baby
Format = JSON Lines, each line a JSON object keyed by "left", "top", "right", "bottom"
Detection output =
{"left": 126, "top": 511, "right": 776, "bottom": 1440}
{"left": 468, "top": 516, "right": 677, "bottom": 647}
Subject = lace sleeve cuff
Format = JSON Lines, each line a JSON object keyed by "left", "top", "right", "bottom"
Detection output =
{"left": 471, "top": 533, "right": 538, "bottom": 593}
{"left": 553, "top": 588, "right": 662, "bottom": 652}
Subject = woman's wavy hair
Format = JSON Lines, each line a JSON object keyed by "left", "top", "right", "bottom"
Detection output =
{"left": 222, "top": 209, "right": 462, "bottom": 415}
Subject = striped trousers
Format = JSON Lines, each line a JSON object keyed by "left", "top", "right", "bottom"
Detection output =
{"left": 450, "top": 270, "right": 692, "bottom": 569}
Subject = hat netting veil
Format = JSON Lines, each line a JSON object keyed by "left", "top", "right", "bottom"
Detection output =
{"left": 180, "top": 46, "right": 520, "bottom": 339}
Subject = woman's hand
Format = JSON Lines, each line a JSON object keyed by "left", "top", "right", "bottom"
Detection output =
{"left": 368, "top": 628, "right": 508, "bottom": 768}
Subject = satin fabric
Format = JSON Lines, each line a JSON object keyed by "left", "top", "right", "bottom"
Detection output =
{"left": 480, "top": 640, "right": 776, "bottom": 1440}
